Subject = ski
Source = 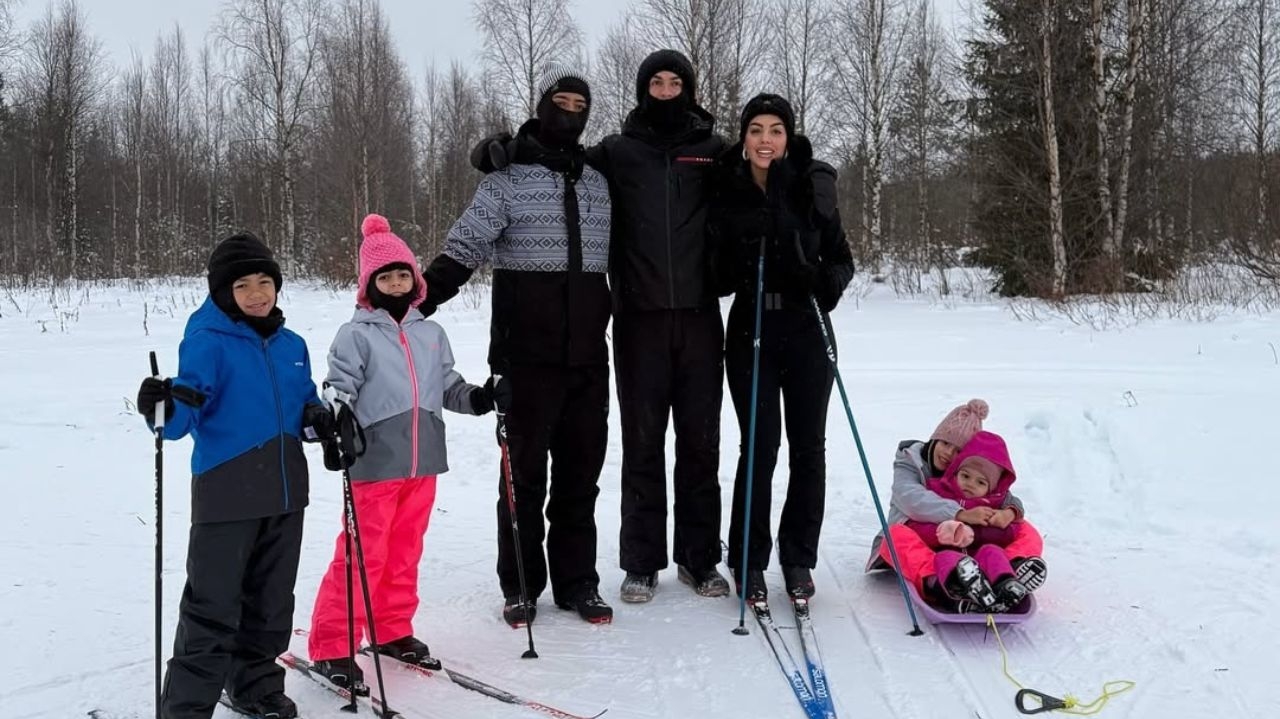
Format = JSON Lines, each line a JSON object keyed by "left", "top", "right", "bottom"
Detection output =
{"left": 364, "top": 647, "right": 607, "bottom": 719}
{"left": 277, "top": 651, "right": 401, "bottom": 718}
{"left": 791, "top": 598, "right": 837, "bottom": 719}
{"left": 749, "top": 600, "right": 825, "bottom": 719}
{"left": 289, "top": 628, "right": 605, "bottom": 719}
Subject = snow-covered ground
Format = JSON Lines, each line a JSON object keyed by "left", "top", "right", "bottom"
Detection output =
{"left": 2, "top": 278, "right": 1276, "bottom": 719}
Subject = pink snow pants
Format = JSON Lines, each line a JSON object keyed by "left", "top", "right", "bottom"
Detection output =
{"left": 879, "top": 520, "right": 1044, "bottom": 591}
{"left": 309, "top": 476, "right": 438, "bottom": 662}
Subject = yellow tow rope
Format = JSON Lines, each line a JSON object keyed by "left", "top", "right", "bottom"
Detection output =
{"left": 985, "top": 614, "right": 1136, "bottom": 715}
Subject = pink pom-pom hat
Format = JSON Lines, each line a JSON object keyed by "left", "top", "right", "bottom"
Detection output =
{"left": 355, "top": 214, "right": 427, "bottom": 310}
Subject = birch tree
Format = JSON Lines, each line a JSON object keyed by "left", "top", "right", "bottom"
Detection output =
{"left": 218, "top": 0, "right": 327, "bottom": 265}
{"left": 472, "top": 0, "right": 582, "bottom": 119}
{"left": 772, "top": 0, "right": 829, "bottom": 136}
{"left": 1036, "top": 0, "right": 1067, "bottom": 296}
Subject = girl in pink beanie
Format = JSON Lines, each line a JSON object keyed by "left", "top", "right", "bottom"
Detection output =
{"left": 307, "top": 214, "right": 496, "bottom": 690}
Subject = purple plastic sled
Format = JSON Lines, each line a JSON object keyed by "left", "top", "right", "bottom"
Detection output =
{"left": 906, "top": 583, "right": 1036, "bottom": 625}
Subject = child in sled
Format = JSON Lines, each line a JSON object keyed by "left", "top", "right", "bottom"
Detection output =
{"left": 903, "top": 430, "right": 1032, "bottom": 612}
{"left": 865, "top": 400, "right": 1047, "bottom": 612}
{"left": 307, "top": 214, "right": 494, "bottom": 689}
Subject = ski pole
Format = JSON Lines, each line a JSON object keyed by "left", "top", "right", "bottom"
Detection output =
{"left": 733, "top": 236, "right": 768, "bottom": 637}
{"left": 803, "top": 291, "right": 923, "bottom": 636}
{"left": 335, "top": 400, "right": 397, "bottom": 716}
{"left": 496, "top": 403, "right": 539, "bottom": 659}
{"left": 149, "top": 351, "right": 164, "bottom": 719}
{"left": 343, "top": 478, "right": 358, "bottom": 714}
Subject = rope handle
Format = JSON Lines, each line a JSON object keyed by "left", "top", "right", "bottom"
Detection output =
{"left": 986, "top": 615, "right": 1136, "bottom": 715}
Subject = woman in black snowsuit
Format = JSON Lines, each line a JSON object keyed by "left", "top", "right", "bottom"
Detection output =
{"left": 711, "top": 94, "right": 855, "bottom": 602}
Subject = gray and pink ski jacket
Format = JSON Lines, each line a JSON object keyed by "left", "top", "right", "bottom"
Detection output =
{"left": 325, "top": 307, "right": 483, "bottom": 482}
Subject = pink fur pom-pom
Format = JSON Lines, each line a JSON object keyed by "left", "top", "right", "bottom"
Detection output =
{"left": 937, "top": 520, "right": 975, "bottom": 548}
{"left": 361, "top": 213, "right": 390, "bottom": 238}
{"left": 966, "top": 399, "right": 989, "bottom": 421}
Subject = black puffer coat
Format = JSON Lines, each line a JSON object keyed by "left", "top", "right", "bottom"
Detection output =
{"left": 709, "top": 135, "right": 854, "bottom": 312}
{"left": 590, "top": 107, "right": 728, "bottom": 313}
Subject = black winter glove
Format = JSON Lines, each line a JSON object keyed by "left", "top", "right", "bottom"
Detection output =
{"left": 469, "top": 386, "right": 494, "bottom": 416}
{"left": 136, "top": 377, "right": 173, "bottom": 424}
{"left": 469, "top": 131, "right": 515, "bottom": 173}
{"left": 302, "top": 403, "right": 336, "bottom": 443}
{"left": 321, "top": 401, "right": 364, "bottom": 471}
{"left": 485, "top": 375, "right": 513, "bottom": 414}
{"left": 788, "top": 262, "right": 821, "bottom": 297}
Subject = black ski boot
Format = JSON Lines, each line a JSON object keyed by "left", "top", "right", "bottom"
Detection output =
{"left": 619, "top": 571, "right": 658, "bottom": 603}
{"left": 731, "top": 568, "right": 768, "bottom": 603}
{"left": 225, "top": 691, "right": 298, "bottom": 719}
{"left": 502, "top": 595, "right": 537, "bottom": 628}
{"left": 782, "top": 566, "right": 815, "bottom": 600}
{"left": 1012, "top": 556, "right": 1048, "bottom": 592}
{"left": 678, "top": 565, "right": 730, "bottom": 597}
{"left": 376, "top": 634, "right": 442, "bottom": 670}
{"left": 944, "top": 556, "right": 999, "bottom": 612}
{"left": 311, "top": 656, "right": 368, "bottom": 695}
{"left": 993, "top": 575, "right": 1031, "bottom": 610}
{"left": 557, "top": 587, "right": 614, "bottom": 624}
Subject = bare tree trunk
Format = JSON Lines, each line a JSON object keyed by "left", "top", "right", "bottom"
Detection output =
{"left": 1091, "top": 0, "right": 1115, "bottom": 269}
{"left": 1038, "top": 0, "right": 1067, "bottom": 296}
{"left": 1113, "top": 0, "right": 1147, "bottom": 260}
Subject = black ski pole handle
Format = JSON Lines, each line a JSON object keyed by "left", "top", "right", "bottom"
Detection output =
{"left": 149, "top": 351, "right": 165, "bottom": 431}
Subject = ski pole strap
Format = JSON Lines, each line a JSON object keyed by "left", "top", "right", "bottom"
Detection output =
{"left": 986, "top": 615, "right": 1135, "bottom": 715}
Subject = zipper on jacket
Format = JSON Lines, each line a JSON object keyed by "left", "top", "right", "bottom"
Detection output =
{"left": 262, "top": 337, "right": 290, "bottom": 511}
{"left": 665, "top": 153, "right": 675, "bottom": 307}
{"left": 398, "top": 329, "right": 421, "bottom": 478}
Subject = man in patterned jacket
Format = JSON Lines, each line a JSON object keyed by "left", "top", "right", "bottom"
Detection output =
{"left": 421, "top": 64, "right": 615, "bottom": 626}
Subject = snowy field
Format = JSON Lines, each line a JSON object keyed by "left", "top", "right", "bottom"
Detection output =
{"left": 2, "top": 277, "right": 1277, "bottom": 719}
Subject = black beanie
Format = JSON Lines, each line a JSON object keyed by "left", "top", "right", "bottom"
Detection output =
{"left": 635, "top": 49, "right": 696, "bottom": 104}
{"left": 207, "top": 232, "right": 283, "bottom": 295}
{"left": 738, "top": 93, "right": 796, "bottom": 142}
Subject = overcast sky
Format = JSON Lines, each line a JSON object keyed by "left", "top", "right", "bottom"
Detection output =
{"left": 8, "top": 0, "right": 967, "bottom": 81}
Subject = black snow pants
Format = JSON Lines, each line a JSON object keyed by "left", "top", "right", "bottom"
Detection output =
{"left": 725, "top": 296, "right": 835, "bottom": 572}
{"left": 615, "top": 307, "right": 725, "bottom": 574}
{"left": 496, "top": 363, "right": 610, "bottom": 605}
{"left": 160, "top": 510, "right": 304, "bottom": 719}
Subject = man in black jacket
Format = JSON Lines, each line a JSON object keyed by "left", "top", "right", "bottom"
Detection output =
{"left": 473, "top": 50, "right": 730, "bottom": 604}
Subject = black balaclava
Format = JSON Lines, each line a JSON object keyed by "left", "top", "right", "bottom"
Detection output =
{"left": 636, "top": 49, "right": 697, "bottom": 131}
{"left": 366, "top": 262, "right": 417, "bottom": 323}
{"left": 207, "top": 232, "right": 285, "bottom": 338}
{"left": 535, "top": 67, "right": 591, "bottom": 150}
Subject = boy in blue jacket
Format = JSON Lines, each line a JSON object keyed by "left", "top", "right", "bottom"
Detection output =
{"left": 136, "top": 233, "right": 331, "bottom": 719}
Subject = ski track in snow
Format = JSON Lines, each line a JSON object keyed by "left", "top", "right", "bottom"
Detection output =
{"left": 3, "top": 281, "right": 1278, "bottom": 718}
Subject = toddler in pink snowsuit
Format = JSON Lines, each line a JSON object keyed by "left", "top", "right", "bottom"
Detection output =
{"left": 307, "top": 215, "right": 493, "bottom": 690}
{"left": 905, "top": 431, "right": 1032, "bottom": 612}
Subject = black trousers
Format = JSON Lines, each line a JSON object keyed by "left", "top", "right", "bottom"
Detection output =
{"left": 161, "top": 511, "right": 304, "bottom": 719}
{"left": 496, "top": 363, "right": 609, "bottom": 604}
{"left": 725, "top": 300, "right": 835, "bottom": 572}
{"left": 615, "top": 307, "right": 725, "bottom": 574}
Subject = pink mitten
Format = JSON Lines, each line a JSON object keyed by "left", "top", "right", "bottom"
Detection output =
{"left": 936, "top": 520, "right": 974, "bottom": 548}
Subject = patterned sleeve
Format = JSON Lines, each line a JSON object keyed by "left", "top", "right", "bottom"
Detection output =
{"left": 443, "top": 174, "right": 511, "bottom": 270}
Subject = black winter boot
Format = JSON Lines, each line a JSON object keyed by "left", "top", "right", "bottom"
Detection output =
{"left": 1012, "top": 556, "right": 1048, "bottom": 592}
{"left": 502, "top": 596, "right": 538, "bottom": 628}
{"left": 993, "top": 575, "right": 1031, "bottom": 610}
{"left": 678, "top": 565, "right": 731, "bottom": 598}
{"left": 619, "top": 571, "right": 658, "bottom": 603}
{"left": 782, "top": 566, "right": 815, "bottom": 599}
{"left": 731, "top": 568, "right": 768, "bottom": 603}
{"left": 943, "top": 556, "right": 999, "bottom": 612}
{"left": 376, "top": 635, "right": 442, "bottom": 670}
{"left": 311, "top": 657, "right": 368, "bottom": 695}
{"left": 557, "top": 587, "right": 614, "bottom": 624}
{"left": 225, "top": 691, "right": 298, "bottom": 719}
